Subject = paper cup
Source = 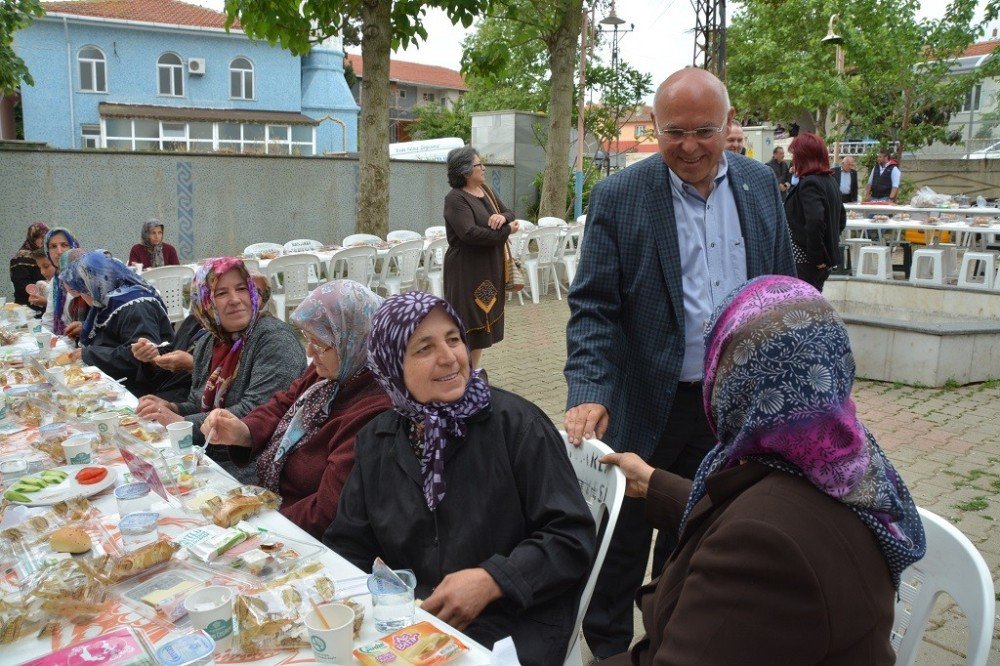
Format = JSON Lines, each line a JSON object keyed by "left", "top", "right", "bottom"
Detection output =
{"left": 62, "top": 433, "right": 95, "bottom": 465}
{"left": 167, "top": 421, "right": 194, "bottom": 451}
{"left": 93, "top": 412, "right": 119, "bottom": 443}
{"left": 34, "top": 332, "right": 51, "bottom": 350}
{"left": 184, "top": 586, "right": 234, "bottom": 642}
{"left": 304, "top": 603, "right": 355, "bottom": 664}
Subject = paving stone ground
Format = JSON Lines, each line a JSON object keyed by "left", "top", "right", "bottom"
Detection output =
{"left": 487, "top": 292, "right": 1000, "bottom": 666}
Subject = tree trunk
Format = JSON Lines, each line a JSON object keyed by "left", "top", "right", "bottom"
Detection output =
{"left": 538, "top": 0, "right": 582, "bottom": 220}
{"left": 356, "top": 0, "right": 391, "bottom": 236}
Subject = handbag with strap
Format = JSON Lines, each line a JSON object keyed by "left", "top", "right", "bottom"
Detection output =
{"left": 505, "top": 241, "right": 525, "bottom": 292}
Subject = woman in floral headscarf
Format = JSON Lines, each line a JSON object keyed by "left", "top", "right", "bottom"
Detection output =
{"left": 136, "top": 257, "right": 305, "bottom": 483}
{"left": 324, "top": 291, "right": 594, "bottom": 665}
{"left": 9, "top": 222, "right": 48, "bottom": 308}
{"left": 128, "top": 218, "right": 179, "bottom": 269}
{"left": 201, "top": 280, "right": 391, "bottom": 538}
{"left": 59, "top": 251, "right": 173, "bottom": 395}
{"left": 598, "top": 275, "right": 925, "bottom": 665}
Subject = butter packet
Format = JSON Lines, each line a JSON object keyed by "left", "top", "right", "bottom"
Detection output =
{"left": 175, "top": 523, "right": 251, "bottom": 562}
{"left": 354, "top": 621, "right": 468, "bottom": 665}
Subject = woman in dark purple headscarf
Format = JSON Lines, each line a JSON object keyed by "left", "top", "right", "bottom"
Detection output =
{"left": 598, "top": 275, "right": 925, "bottom": 665}
{"left": 324, "top": 291, "right": 595, "bottom": 665}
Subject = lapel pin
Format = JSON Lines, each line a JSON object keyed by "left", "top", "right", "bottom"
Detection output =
{"left": 743, "top": 183, "right": 749, "bottom": 191}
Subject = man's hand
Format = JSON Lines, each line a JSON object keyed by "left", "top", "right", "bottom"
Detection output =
{"left": 599, "top": 452, "right": 655, "bottom": 498}
{"left": 564, "top": 403, "right": 609, "bottom": 445}
{"left": 131, "top": 338, "right": 161, "bottom": 363}
{"left": 154, "top": 350, "right": 194, "bottom": 373}
{"left": 64, "top": 321, "right": 82, "bottom": 339}
{"left": 421, "top": 568, "right": 503, "bottom": 631}
{"left": 201, "top": 409, "right": 252, "bottom": 447}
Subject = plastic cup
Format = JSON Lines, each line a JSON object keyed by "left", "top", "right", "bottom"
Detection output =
{"left": 368, "top": 569, "right": 416, "bottom": 632}
{"left": 34, "top": 331, "right": 51, "bottom": 350}
{"left": 304, "top": 603, "right": 355, "bottom": 664}
{"left": 167, "top": 421, "right": 194, "bottom": 451}
{"left": 92, "top": 412, "right": 119, "bottom": 443}
{"left": 115, "top": 481, "right": 152, "bottom": 515}
{"left": 62, "top": 433, "right": 95, "bottom": 465}
{"left": 184, "top": 586, "right": 234, "bottom": 642}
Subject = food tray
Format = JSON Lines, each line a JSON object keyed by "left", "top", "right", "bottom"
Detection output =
{"left": 0, "top": 516, "right": 120, "bottom": 586}
{"left": 208, "top": 529, "right": 325, "bottom": 581}
{"left": 115, "top": 560, "right": 253, "bottom": 628}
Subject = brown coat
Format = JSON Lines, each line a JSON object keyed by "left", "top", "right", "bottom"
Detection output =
{"left": 442, "top": 186, "right": 514, "bottom": 350}
{"left": 607, "top": 462, "right": 895, "bottom": 665}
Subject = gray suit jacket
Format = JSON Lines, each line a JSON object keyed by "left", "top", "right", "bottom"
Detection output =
{"left": 564, "top": 154, "right": 795, "bottom": 459}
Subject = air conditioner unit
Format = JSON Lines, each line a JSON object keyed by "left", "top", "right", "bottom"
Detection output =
{"left": 187, "top": 58, "right": 206, "bottom": 75}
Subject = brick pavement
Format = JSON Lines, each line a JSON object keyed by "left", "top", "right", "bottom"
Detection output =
{"left": 488, "top": 292, "right": 1000, "bottom": 666}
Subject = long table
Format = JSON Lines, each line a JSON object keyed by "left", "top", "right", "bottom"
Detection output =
{"left": 0, "top": 325, "right": 491, "bottom": 664}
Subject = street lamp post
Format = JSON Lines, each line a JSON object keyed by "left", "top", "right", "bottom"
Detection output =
{"left": 822, "top": 14, "right": 844, "bottom": 164}
{"left": 597, "top": 1, "right": 633, "bottom": 175}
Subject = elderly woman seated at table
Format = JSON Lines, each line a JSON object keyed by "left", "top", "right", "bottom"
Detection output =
{"left": 128, "top": 218, "right": 179, "bottom": 269}
{"left": 324, "top": 292, "right": 595, "bottom": 665}
{"left": 41, "top": 227, "right": 85, "bottom": 337}
{"left": 598, "top": 275, "right": 926, "bottom": 665}
{"left": 200, "top": 280, "right": 391, "bottom": 538}
{"left": 59, "top": 251, "right": 174, "bottom": 396}
{"left": 137, "top": 257, "right": 306, "bottom": 483}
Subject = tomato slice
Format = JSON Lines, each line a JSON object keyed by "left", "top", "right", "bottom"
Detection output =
{"left": 75, "top": 466, "right": 107, "bottom": 485}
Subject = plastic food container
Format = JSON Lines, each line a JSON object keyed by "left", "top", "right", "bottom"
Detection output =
{"left": 119, "top": 511, "right": 160, "bottom": 552}
{"left": 38, "top": 421, "right": 68, "bottom": 446}
{"left": 0, "top": 458, "right": 28, "bottom": 480}
{"left": 154, "top": 631, "right": 216, "bottom": 666}
{"left": 115, "top": 481, "right": 153, "bottom": 515}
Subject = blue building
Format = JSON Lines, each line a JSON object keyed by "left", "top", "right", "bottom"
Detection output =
{"left": 13, "top": 0, "right": 358, "bottom": 155}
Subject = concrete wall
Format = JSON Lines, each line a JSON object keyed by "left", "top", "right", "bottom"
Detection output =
{"left": 903, "top": 159, "right": 1000, "bottom": 197}
{"left": 0, "top": 147, "right": 514, "bottom": 300}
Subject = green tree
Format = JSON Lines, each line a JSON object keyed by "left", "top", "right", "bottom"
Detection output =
{"left": 463, "top": 0, "right": 583, "bottom": 219}
{"left": 2, "top": 0, "right": 45, "bottom": 94}
{"left": 223, "top": 0, "right": 490, "bottom": 236}
{"left": 409, "top": 97, "right": 472, "bottom": 141}
{"left": 727, "top": 0, "right": 995, "bottom": 163}
{"left": 585, "top": 62, "right": 653, "bottom": 171}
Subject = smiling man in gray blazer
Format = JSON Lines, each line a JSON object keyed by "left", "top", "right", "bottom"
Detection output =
{"left": 563, "top": 68, "right": 796, "bottom": 659}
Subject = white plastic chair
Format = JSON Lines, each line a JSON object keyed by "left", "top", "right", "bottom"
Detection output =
{"left": 424, "top": 225, "right": 447, "bottom": 239}
{"left": 142, "top": 265, "right": 195, "bottom": 323}
{"left": 559, "top": 433, "right": 625, "bottom": 666}
{"left": 575, "top": 214, "right": 587, "bottom": 225}
{"left": 521, "top": 226, "right": 564, "bottom": 304}
{"left": 241, "top": 258, "right": 260, "bottom": 274}
{"left": 557, "top": 223, "right": 585, "bottom": 287}
{"left": 538, "top": 216, "right": 568, "bottom": 227}
{"left": 243, "top": 242, "right": 284, "bottom": 258}
{"left": 374, "top": 239, "right": 425, "bottom": 296}
{"left": 328, "top": 246, "right": 378, "bottom": 288}
{"left": 342, "top": 233, "right": 383, "bottom": 248}
{"left": 514, "top": 219, "right": 536, "bottom": 232}
{"left": 387, "top": 230, "right": 422, "bottom": 243}
{"left": 891, "top": 507, "right": 994, "bottom": 666}
{"left": 264, "top": 253, "right": 322, "bottom": 321}
{"left": 283, "top": 238, "right": 323, "bottom": 253}
{"left": 421, "top": 237, "right": 448, "bottom": 297}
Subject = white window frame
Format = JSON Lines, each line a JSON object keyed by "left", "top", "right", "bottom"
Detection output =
{"left": 398, "top": 89, "right": 406, "bottom": 99}
{"left": 98, "top": 119, "right": 315, "bottom": 156}
{"left": 157, "top": 53, "right": 185, "bottom": 97}
{"left": 78, "top": 46, "right": 107, "bottom": 93}
{"left": 422, "top": 92, "right": 435, "bottom": 102}
{"left": 81, "top": 124, "right": 101, "bottom": 148}
{"left": 230, "top": 57, "right": 255, "bottom": 100}
{"left": 962, "top": 84, "right": 982, "bottom": 113}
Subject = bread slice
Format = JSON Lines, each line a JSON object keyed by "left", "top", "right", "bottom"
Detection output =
{"left": 50, "top": 526, "right": 92, "bottom": 554}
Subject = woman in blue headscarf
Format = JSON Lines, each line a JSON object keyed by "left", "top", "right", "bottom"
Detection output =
{"left": 60, "top": 250, "right": 173, "bottom": 396}
{"left": 40, "top": 227, "right": 83, "bottom": 335}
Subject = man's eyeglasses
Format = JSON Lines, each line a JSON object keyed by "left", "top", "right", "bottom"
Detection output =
{"left": 655, "top": 125, "right": 726, "bottom": 143}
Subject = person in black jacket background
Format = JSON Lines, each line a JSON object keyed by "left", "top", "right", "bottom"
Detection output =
{"left": 832, "top": 155, "right": 859, "bottom": 203}
{"left": 784, "top": 132, "right": 847, "bottom": 291}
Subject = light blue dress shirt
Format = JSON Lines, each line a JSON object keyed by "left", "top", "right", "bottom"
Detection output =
{"left": 840, "top": 169, "right": 852, "bottom": 195}
{"left": 667, "top": 154, "right": 748, "bottom": 382}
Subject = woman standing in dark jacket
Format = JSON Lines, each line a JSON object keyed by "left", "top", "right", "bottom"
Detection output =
{"left": 443, "top": 146, "right": 520, "bottom": 370}
{"left": 9, "top": 222, "right": 48, "bottom": 308}
{"left": 784, "top": 132, "right": 846, "bottom": 291}
{"left": 201, "top": 280, "right": 391, "bottom": 539}
{"left": 324, "top": 292, "right": 594, "bottom": 665}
